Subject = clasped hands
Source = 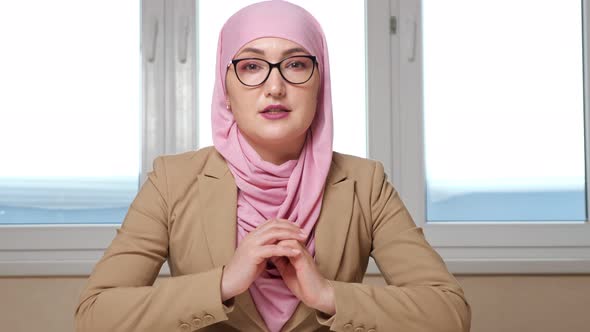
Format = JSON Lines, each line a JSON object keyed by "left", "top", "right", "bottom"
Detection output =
{"left": 220, "top": 218, "right": 336, "bottom": 316}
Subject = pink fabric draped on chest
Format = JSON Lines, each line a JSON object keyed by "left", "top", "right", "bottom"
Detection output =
{"left": 211, "top": 1, "right": 334, "bottom": 331}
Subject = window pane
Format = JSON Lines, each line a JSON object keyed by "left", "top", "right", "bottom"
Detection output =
{"left": 423, "top": 0, "right": 586, "bottom": 221}
{"left": 0, "top": 1, "right": 141, "bottom": 224}
{"left": 197, "top": 0, "right": 367, "bottom": 157}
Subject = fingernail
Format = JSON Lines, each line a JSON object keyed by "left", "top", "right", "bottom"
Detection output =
{"left": 292, "top": 249, "right": 301, "bottom": 254}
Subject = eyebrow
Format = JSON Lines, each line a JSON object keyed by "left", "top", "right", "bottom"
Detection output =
{"left": 236, "top": 47, "right": 309, "bottom": 58}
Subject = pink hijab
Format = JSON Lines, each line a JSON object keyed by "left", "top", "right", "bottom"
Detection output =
{"left": 211, "top": 1, "right": 333, "bottom": 331}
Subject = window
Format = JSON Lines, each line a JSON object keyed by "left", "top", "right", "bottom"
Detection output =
{"left": 423, "top": 0, "right": 586, "bottom": 222}
{"left": 0, "top": 0, "right": 141, "bottom": 225}
{"left": 383, "top": 0, "right": 590, "bottom": 273}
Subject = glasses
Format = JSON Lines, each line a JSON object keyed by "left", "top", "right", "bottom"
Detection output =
{"left": 229, "top": 55, "right": 317, "bottom": 87}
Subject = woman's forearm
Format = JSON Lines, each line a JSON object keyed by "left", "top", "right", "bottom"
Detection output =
{"left": 220, "top": 265, "right": 242, "bottom": 302}
{"left": 313, "top": 279, "right": 336, "bottom": 316}
{"left": 76, "top": 267, "right": 234, "bottom": 331}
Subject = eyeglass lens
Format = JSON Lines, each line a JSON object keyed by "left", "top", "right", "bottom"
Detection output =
{"left": 234, "top": 56, "right": 314, "bottom": 86}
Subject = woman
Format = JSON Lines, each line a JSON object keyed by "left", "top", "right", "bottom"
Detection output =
{"left": 75, "top": 1, "right": 471, "bottom": 331}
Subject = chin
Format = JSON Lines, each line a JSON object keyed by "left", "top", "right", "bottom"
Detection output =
{"left": 257, "top": 133, "right": 297, "bottom": 144}
{"left": 255, "top": 129, "right": 305, "bottom": 145}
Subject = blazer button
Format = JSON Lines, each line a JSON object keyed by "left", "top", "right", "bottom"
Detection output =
{"left": 179, "top": 323, "right": 191, "bottom": 332}
{"left": 192, "top": 318, "right": 202, "bottom": 327}
{"left": 203, "top": 314, "right": 214, "bottom": 324}
{"left": 343, "top": 323, "right": 353, "bottom": 331}
{"left": 354, "top": 328, "right": 364, "bottom": 332}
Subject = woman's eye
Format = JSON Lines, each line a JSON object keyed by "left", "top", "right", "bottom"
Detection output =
{"left": 241, "top": 62, "right": 262, "bottom": 71}
{"left": 287, "top": 61, "right": 306, "bottom": 69}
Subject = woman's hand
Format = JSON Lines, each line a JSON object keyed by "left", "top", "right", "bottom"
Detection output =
{"left": 221, "top": 219, "right": 307, "bottom": 301}
{"left": 269, "top": 240, "right": 336, "bottom": 316}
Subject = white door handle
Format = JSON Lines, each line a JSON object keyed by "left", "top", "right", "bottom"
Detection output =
{"left": 177, "top": 16, "right": 189, "bottom": 64}
{"left": 405, "top": 16, "right": 416, "bottom": 62}
{"left": 146, "top": 18, "right": 159, "bottom": 63}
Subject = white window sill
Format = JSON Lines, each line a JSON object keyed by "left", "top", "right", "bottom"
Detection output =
{"left": 1, "top": 224, "right": 589, "bottom": 276}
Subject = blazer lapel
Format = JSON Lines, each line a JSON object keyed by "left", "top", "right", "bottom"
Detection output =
{"left": 198, "top": 151, "right": 270, "bottom": 331}
{"left": 314, "top": 161, "right": 355, "bottom": 281}
{"left": 282, "top": 159, "right": 355, "bottom": 331}
{"left": 199, "top": 151, "right": 236, "bottom": 269}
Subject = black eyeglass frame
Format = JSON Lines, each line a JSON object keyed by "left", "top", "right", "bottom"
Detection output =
{"left": 228, "top": 55, "right": 318, "bottom": 87}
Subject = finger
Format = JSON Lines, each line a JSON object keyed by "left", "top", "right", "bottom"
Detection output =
{"left": 275, "top": 239, "right": 305, "bottom": 249}
{"left": 258, "top": 218, "right": 303, "bottom": 233}
{"left": 251, "top": 222, "right": 305, "bottom": 242}
{"left": 254, "top": 229, "right": 307, "bottom": 246}
{"left": 246, "top": 219, "right": 284, "bottom": 239}
{"left": 276, "top": 240, "right": 308, "bottom": 263}
{"left": 248, "top": 220, "right": 305, "bottom": 247}
{"left": 257, "top": 244, "right": 301, "bottom": 260}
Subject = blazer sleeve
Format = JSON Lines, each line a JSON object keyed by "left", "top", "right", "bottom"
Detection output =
{"left": 74, "top": 157, "right": 235, "bottom": 332}
{"left": 315, "top": 161, "right": 471, "bottom": 332}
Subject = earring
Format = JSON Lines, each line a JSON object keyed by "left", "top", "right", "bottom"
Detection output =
{"left": 226, "top": 100, "right": 231, "bottom": 110}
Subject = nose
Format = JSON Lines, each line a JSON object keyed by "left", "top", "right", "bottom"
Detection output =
{"left": 264, "top": 67, "right": 286, "bottom": 98}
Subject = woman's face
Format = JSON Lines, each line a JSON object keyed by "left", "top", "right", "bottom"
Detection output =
{"left": 225, "top": 37, "right": 320, "bottom": 152}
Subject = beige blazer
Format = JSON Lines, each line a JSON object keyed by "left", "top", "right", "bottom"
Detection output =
{"left": 75, "top": 147, "right": 471, "bottom": 332}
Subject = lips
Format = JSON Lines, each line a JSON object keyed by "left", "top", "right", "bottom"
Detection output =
{"left": 261, "top": 104, "right": 291, "bottom": 113}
